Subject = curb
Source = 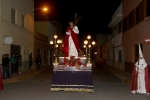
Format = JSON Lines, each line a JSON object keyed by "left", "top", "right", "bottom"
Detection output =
{"left": 4, "top": 68, "right": 51, "bottom": 84}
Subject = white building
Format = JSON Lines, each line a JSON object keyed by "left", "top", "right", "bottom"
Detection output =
{"left": 96, "top": 34, "right": 112, "bottom": 62}
{"left": 108, "top": 2, "right": 124, "bottom": 70}
{"left": 34, "top": 21, "right": 57, "bottom": 66}
{"left": 0, "top": 0, "right": 34, "bottom": 71}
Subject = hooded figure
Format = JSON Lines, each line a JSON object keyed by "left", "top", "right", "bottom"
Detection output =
{"left": 130, "top": 44, "right": 150, "bottom": 95}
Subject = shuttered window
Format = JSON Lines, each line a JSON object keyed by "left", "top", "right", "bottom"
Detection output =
{"left": 11, "top": 8, "right": 16, "bottom": 24}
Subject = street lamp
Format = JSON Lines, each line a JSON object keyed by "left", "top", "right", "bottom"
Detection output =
{"left": 84, "top": 35, "right": 96, "bottom": 61}
{"left": 92, "top": 41, "right": 95, "bottom": 45}
{"left": 92, "top": 41, "right": 96, "bottom": 49}
{"left": 43, "top": 7, "right": 48, "bottom": 11}
{"left": 50, "top": 41, "right": 53, "bottom": 45}
{"left": 84, "top": 40, "right": 88, "bottom": 56}
{"left": 87, "top": 35, "right": 91, "bottom": 47}
{"left": 83, "top": 45, "right": 86, "bottom": 48}
{"left": 34, "top": 7, "right": 48, "bottom": 12}
{"left": 50, "top": 35, "right": 63, "bottom": 64}
{"left": 88, "top": 44, "right": 91, "bottom": 48}
{"left": 87, "top": 35, "right": 91, "bottom": 40}
{"left": 54, "top": 35, "right": 58, "bottom": 43}
{"left": 84, "top": 40, "right": 88, "bottom": 45}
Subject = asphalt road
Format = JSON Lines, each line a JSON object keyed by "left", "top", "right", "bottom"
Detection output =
{"left": 0, "top": 66, "right": 149, "bottom": 100}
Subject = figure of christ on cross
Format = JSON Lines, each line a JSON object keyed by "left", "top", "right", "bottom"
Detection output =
{"left": 63, "top": 21, "right": 79, "bottom": 57}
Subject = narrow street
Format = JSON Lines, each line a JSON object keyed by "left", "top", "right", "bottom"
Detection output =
{"left": 0, "top": 66, "right": 149, "bottom": 100}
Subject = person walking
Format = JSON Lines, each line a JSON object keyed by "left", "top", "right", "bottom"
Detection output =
{"left": 29, "top": 53, "right": 33, "bottom": 69}
{"left": 18, "top": 55, "right": 22, "bottom": 74}
{"left": 6, "top": 54, "right": 10, "bottom": 76}
{"left": 15, "top": 54, "right": 19, "bottom": 74}
{"left": 36, "top": 55, "right": 42, "bottom": 69}
{"left": 10, "top": 53, "right": 16, "bottom": 75}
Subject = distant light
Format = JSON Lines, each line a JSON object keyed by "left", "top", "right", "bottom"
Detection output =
{"left": 83, "top": 45, "right": 86, "bottom": 48}
{"left": 55, "top": 44, "right": 58, "bottom": 48}
{"left": 92, "top": 41, "right": 95, "bottom": 45}
{"left": 54, "top": 35, "right": 57, "bottom": 39}
{"left": 50, "top": 41, "right": 53, "bottom": 45}
{"left": 84, "top": 40, "right": 88, "bottom": 44}
{"left": 43, "top": 7, "right": 48, "bottom": 11}
{"left": 88, "top": 44, "right": 91, "bottom": 48}
{"left": 87, "top": 35, "right": 91, "bottom": 39}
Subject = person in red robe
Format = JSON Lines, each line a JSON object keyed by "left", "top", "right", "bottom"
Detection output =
{"left": 63, "top": 21, "right": 79, "bottom": 57}
{"left": 0, "top": 68, "right": 4, "bottom": 91}
{"left": 130, "top": 44, "right": 150, "bottom": 96}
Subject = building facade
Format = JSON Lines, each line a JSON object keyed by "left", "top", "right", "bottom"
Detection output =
{"left": 96, "top": 34, "right": 112, "bottom": 62}
{"left": 34, "top": 21, "right": 57, "bottom": 67}
{"left": 51, "top": 21, "right": 63, "bottom": 41}
{"left": 0, "top": 0, "right": 34, "bottom": 71}
{"left": 108, "top": 3, "right": 124, "bottom": 70}
{"left": 122, "top": 0, "right": 150, "bottom": 75}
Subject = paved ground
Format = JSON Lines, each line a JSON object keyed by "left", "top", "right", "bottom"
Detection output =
{"left": 0, "top": 66, "right": 149, "bottom": 100}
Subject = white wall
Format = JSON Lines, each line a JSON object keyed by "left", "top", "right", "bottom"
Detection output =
{"left": 0, "top": 0, "right": 34, "bottom": 71}
{"left": 34, "top": 21, "right": 57, "bottom": 41}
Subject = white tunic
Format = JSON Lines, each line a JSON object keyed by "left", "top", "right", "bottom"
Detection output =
{"left": 135, "top": 59, "right": 147, "bottom": 94}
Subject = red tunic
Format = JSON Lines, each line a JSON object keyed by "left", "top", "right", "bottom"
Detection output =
{"left": 130, "top": 66, "right": 150, "bottom": 93}
{"left": 63, "top": 26, "right": 79, "bottom": 57}
{"left": 0, "top": 69, "right": 4, "bottom": 91}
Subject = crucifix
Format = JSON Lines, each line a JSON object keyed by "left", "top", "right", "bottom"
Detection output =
{"left": 75, "top": 13, "right": 81, "bottom": 25}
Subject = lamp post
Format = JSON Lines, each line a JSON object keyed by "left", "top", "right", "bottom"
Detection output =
{"left": 87, "top": 35, "right": 91, "bottom": 45}
{"left": 84, "top": 40, "right": 88, "bottom": 57}
{"left": 50, "top": 35, "right": 63, "bottom": 64}
{"left": 54, "top": 35, "right": 58, "bottom": 44}
{"left": 92, "top": 41, "right": 96, "bottom": 49}
{"left": 84, "top": 35, "right": 96, "bottom": 61}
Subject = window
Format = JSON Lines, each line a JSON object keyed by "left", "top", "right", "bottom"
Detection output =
{"left": 129, "top": 9, "right": 136, "bottom": 28}
{"left": 38, "top": 49, "right": 40, "bottom": 55}
{"left": 118, "top": 50, "right": 122, "bottom": 62}
{"left": 21, "top": 15, "right": 25, "bottom": 28}
{"left": 123, "top": 16, "right": 129, "bottom": 32}
{"left": 11, "top": 8, "right": 16, "bottom": 24}
{"left": 146, "top": 0, "right": 150, "bottom": 16}
{"left": 113, "top": 51, "right": 115, "bottom": 61}
{"left": 136, "top": 0, "right": 145, "bottom": 23}
{"left": 44, "top": 50, "right": 47, "bottom": 61}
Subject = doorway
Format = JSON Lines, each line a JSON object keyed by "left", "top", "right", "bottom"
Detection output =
{"left": 11, "top": 44, "right": 21, "bottom": 56}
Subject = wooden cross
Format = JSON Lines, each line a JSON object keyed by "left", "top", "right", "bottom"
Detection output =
{"left": 138, "top": 54, "right": 140, "bottom": 65}
{"left": 75, "top": 13, "right": 81, "bottom": 25}
{"left": 136, "top": 54, "right": 140, "bottom": 91}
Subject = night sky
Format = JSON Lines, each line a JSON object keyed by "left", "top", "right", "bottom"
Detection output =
{"left": 34, "top": 0, "right": 122, "bottom": 41}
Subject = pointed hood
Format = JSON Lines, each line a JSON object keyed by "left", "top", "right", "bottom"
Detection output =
{"left": 135, "top": 44, "right": 147, "bottom": 67}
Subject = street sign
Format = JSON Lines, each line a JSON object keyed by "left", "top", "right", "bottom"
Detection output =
{"left": 144, "top": 36, "right": 150, "bottom": 45}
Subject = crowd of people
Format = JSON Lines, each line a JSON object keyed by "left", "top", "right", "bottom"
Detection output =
{"left": 1, "top": 53, "right": 43, "bottom": 79}
{"left": 1, "top": 53, "right": 22, "bottom": 79}
{"left": 0, "top": 53, "right": 43, "bottom": 91}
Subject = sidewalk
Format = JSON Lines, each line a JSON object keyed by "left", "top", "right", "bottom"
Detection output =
{"left": 96, "top": 61, "right": 132, "bottom": 84}
{"left": 2, "top": 65, "right": 51, "bottom": 85}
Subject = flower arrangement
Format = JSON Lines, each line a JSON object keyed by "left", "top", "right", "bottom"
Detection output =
{"left": 58, "top": 56, "right": 87, "bottom": 69}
